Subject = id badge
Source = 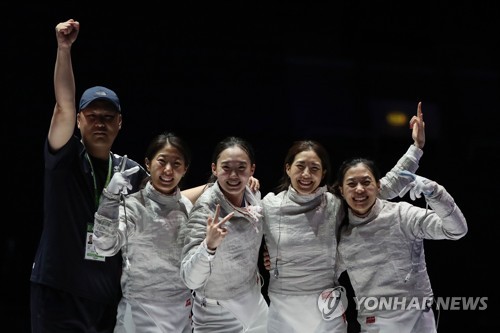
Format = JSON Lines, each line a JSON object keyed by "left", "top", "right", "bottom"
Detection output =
{"left": 84, "top": 223, "right": 105, "bottom": 261}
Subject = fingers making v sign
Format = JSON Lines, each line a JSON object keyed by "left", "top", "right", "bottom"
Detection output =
{"left": 205, "top": 204, "right": 234, "bottom": 251}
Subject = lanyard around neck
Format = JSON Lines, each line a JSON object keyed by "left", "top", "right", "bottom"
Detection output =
{"left": 85, "top": 153, "right": 113, "bottom": 208}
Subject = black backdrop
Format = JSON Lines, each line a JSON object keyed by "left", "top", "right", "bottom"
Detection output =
{"left": 3, "top": 2, "right": 498, "bottom": 332}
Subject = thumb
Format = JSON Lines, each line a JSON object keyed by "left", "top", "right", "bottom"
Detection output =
{"left": 122, "top": 166, "right": 140, "bottom": 177}
{"left": 410, "top": 189, "right": 416, "bottom": 201}
{"left": 398, "top": 182, "right": 414, "bottom": 198}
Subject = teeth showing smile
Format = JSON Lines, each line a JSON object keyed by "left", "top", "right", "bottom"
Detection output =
{"left": 160, "top": 176, "right": 173, "bottom": 182}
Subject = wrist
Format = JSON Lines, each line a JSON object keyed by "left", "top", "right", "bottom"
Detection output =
{"left": 103, "top": 188, "right": 121, "bottom": 201}
{"left": 202, "top": 239, "right": 216, "bottom": 255}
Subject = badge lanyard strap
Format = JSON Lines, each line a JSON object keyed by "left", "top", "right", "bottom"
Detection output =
{"left": 85, "top": 153, "right": 113, "bottom": 208}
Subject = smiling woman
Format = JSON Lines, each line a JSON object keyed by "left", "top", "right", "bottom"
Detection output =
{"left": 260, "top": 130, "right": 425, "bottom": 333}
{"left": 333, "top": 159, "right": 467, "bottom": 333}
{"left": 180, "top": 136, "right": 269, "bottom": 332}
{"left": 92, "top": 132, "right": 195, "bottom": 332}
{"left": 339, "top": 162, "right": 380, "bottom": 217}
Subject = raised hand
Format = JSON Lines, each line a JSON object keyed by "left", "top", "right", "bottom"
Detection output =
{"left": 410, "top": 102, "right": 425, "bottom": 149}
{"left": 205, "top": 204, "right": 234, "bottom": 251}
{"left": 55, "top": 19, "right": 80, "bottom": 49}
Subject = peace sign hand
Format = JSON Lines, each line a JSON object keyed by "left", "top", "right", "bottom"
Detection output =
{"left": 106, "top": 166, "right": 140, "bottom": 195}
{"left": 205, "top": 204, "right": 234, "bottom": 251}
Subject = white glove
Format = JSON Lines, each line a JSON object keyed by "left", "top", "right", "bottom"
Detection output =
{"left": 398, "top": 170, "right": 437, "bottom": 201}
{"left": 106, "top": 166, "right": 140, "bottom": 195}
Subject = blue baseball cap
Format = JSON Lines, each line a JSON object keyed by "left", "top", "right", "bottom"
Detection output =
{"left": 78, "top": 86, "right": 121, "bottom": 112}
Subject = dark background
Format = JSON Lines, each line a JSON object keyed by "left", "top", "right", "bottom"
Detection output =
{"left": 3, "top": 2, "right": 498, "bottom": 332}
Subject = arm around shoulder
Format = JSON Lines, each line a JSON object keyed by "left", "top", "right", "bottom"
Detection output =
{"left": 181, "top": 184, "right": 208, "bottom": 204}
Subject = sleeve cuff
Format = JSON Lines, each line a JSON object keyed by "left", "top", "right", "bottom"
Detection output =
{"left": 102, "top": 188, "right": 121, "bottom": 201}
{"left": 408, "top": 144, "right": 424, "bottom": 162}
{"left": 201, "top": 239, "right": 216, "bottom": 258}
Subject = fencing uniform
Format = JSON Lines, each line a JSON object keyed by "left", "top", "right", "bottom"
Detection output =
{"left": 180, "top": 182, "right": 268, "bottom": 332}
{"left": 262, "top": 144, "right": 423, "bottom": 333}
{"left": 94, "top": 182, "right": 193, "bottom": 333}
{"left": 337, "top": 184, "right": 467, "bottom": 333}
